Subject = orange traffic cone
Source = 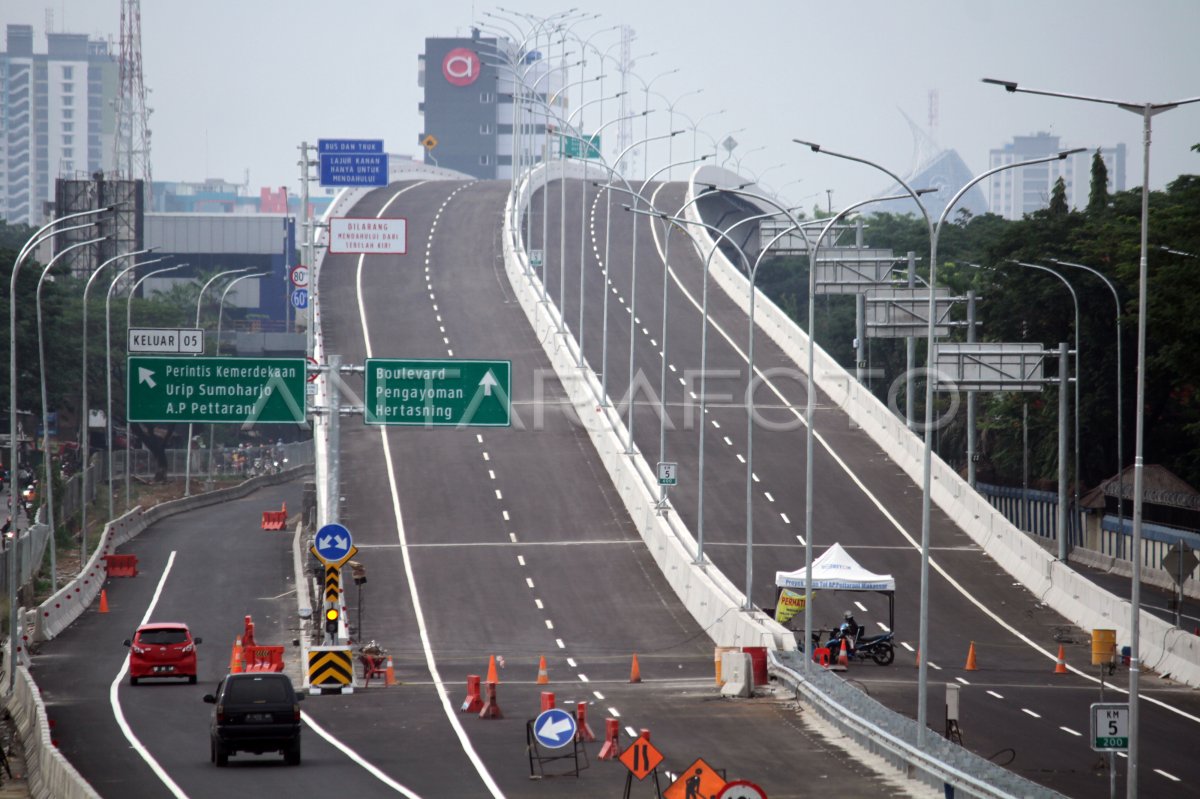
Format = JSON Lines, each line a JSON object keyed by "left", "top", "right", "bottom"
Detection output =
{"left": 536, "top": 655, "right": 550, "bottom": 685}
{"left": 965, "top": 641, "right": 978, "bottom": 671}
{"left": 385, "top": 656, "right": 396, "bottom": 687}
{"left": 837, "top": 638, "right": 850, "bottom": 668}
{"left": 99, "top": 590, "right": 109, "bottom": 613}
{"left": 230, "top": 636, "right": 244, "bottom": 674}
{"left": 1054, "top": 645, "right": 1068, "bottom": 674}
{"left": 486, "top": 655, "right": 499, "bottom": 685}
{"left": 629, "top": 654, "right": 642, "bottom": 683}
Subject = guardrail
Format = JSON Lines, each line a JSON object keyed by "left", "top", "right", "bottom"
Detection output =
{"left": 503, "top": 160, "right": 791, "bottom": 651}
{"left": 28, "top": 464, "right": 312, "bottom": 645}
{"left": 769, "top": 650, "right": 1063, "bottom": 799}
{"left": 4, "top": 657, "right": 100, "bottom": 799}
{"left": 683, "top": 165, "right": 1200, "bottom": 687}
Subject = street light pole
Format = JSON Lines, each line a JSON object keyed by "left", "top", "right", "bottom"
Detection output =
{"left": 184, "top": 268, "right": 255, "bottom": 496}
{"left": 35, "top": 236, "right": 107, "bottom": 594}
{"left": 80, "top": 247, "right": 151, "bottom": 566}
{"left": 1052, "top": 258, "right": 1124, "bottom": 556}
{"left": 124, "top": 264, "right": 188, "bottom": 508}
{"left": 9, "top": 205, "right": 113, "bottom": 695}
{"left": 106, "top": 257, "right": 167, "bottom": 519}
{"left": 1013, "top": 261, "right": 1080, "bottom": 561}
{"left": 206, "top": 271, "right": 270, "bottom": 487}
{"left": 982, "top": 81, "right": 1200, "bottom": 795}
{"left": 795, "top": 137, "right": 1082, "bottom": 743}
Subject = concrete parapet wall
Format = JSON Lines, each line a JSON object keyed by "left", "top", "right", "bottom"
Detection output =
{"left": 505, "top": 161, "right": 792, "bottom": 651}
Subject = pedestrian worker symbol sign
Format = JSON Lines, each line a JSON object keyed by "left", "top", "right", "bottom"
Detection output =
{"left": 664, "top": 757, "right": 726, "bottom": 799}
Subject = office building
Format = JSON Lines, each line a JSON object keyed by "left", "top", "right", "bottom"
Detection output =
{"left": 988, "top": 132, "right": 1126, "bottom": 220}
{"left": 418, "top": 31, "right": 564, "bottom": 179}
{"left": 0, "top": 24, "right": 118, "bottom": 225}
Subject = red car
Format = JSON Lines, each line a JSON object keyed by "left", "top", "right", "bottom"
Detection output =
{"left": 124, "top": 623, "right": 202, "bottom": 685}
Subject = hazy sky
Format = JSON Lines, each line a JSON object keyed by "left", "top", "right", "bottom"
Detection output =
{"left": 6, "top": 0, "right": 1199, "bottom": 210}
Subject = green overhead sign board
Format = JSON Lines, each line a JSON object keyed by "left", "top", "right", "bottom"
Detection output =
{"left": 364, "top": 358, "right": 511, "bottom": 427}
{"left": 127, "top": 356, "right": 307, "bottom": 424}
{"left": 561, "top": 134, "right": 601, "bottom": 159}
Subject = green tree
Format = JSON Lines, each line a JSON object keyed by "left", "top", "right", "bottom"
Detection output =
{"left": 1088, "top": 149, "right": 1110, "bottom": 213}
{"left": 1049, "top": 176, "right": 1069, "bottom": 216}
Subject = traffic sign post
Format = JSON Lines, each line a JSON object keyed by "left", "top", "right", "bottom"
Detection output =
{"left": 664, "top": 757, "right": 726, "bottom": 799}
{"left": 620, "top": 734, "right": 664, "bottom": 781}
{"left": 126, "top": 356, "right": 307, "bottom": 424}
{"left": 717, "top": 780, "right": 768, "bottom": 799}
{"left": 1091, "top": 702, "right": 1129, "bottom": 750}
{"left": 364, "top": 359, "right": 511, "bottom": 427}
{"left": 329, "top": 217, "right": 408, "bottom": 255}
{"left": 532, "top": 708, "right": 576, "bottom": 749}
{"left": 318, "top": 139, "right": 388, "bottom": 187}
{"left": 127, "top": 327, "right": 204, "bottom": 354}
{"left": 311, "top": 523, "right": 357, "bottom": 569}
{"left": 526, "top": 708, "right": 585, "bottom": 779}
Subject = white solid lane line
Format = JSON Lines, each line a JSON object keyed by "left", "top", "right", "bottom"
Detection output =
{"left": 358, "top": 181, "right": 499, "bottom": 798}
{"left": 110, "top": 551, "right": 189, "bottom": 799}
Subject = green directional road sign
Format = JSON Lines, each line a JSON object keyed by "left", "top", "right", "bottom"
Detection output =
{"left": 127, "top": 356, "right": 307, "bottom": 424}
{"left": 561, "top": 134, "right": 601, "bottom": 159}
{"left": 364, "top": 358, "right": 511, "bottom": 427}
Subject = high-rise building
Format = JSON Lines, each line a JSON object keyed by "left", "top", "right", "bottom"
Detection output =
{"left": 988, "top": 132, "right": 1125, "bottom": 220}
{"left": 0, "top": 24, "right": 118, "bottom": 225}
{"left": 418, "top": 30, "right": 564, "bottom": 179}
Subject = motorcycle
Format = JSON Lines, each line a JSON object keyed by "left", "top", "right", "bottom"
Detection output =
{"left": 824, "top": 625, "right": 895, "bottom": 666}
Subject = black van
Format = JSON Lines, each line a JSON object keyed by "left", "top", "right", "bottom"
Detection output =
{"left": 203, "top": 673, "right": 305, "bottom": 766}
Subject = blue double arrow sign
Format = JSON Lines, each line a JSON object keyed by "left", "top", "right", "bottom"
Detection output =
{"left": 311, "top": 523, "right": 357, "bottom": 568}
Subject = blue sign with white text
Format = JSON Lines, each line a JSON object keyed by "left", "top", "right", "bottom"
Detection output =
{"left": 291, "top": 287, "right": 308, "bottom": 309}
{"left": 318, "top": 139, "right": 388, "bottom": 187}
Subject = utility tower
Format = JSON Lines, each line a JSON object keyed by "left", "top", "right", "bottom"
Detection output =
{"left": 114, "top": 0, "right": 152, "bottom": 195}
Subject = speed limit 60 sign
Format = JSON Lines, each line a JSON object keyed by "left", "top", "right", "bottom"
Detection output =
{"left": 1091, "top": 702, "right": 1129, "bottom": 751}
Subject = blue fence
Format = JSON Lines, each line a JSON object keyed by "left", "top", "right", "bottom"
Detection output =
{"left": 978, "top": 482, "right": 1200, "bottom": 583}
{"left": 976, "top": 482, "right": 1083, "bottom": 548}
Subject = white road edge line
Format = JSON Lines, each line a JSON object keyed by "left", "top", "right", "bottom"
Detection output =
{"left": 109, "top": 551, "right": 190, "bottom": 799}
{"left": 357, "top": 181, "right": 501, "bottom": 798}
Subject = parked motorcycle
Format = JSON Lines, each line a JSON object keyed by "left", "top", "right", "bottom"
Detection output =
{"left": 824, "top": 626, "right": 895, "bottom": 666}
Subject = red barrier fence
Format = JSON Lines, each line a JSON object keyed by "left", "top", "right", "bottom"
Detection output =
{"left": 102, "top": 554, "right": 138, "bottom": 578}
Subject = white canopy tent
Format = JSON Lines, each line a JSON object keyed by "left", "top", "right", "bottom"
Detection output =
{"left": 774, "top": 543, "right": 896, "bottom": 633}
{"left": 774, "top": 543, "right": 895, "bottom": 592}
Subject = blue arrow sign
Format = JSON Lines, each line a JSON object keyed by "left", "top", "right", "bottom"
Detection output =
{"left": 532, "top": 708, "right": 576, "bottom": 749}
{"left": 315, "top": 523, "right": 353, "bottom": 563}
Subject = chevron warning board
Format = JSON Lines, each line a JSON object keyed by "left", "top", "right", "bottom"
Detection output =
{"left": 325, "top": 566, "right": 340, "bottom": 603}
{"left": 308, "top": 646, "right": 354, "bottom": 694}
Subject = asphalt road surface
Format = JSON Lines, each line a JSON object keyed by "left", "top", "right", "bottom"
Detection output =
{"left": 525, "top": 176, "right": 1200, "bottom": 798}
{"left": 28, "top": 180, "right": 925, "bottom": 799}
